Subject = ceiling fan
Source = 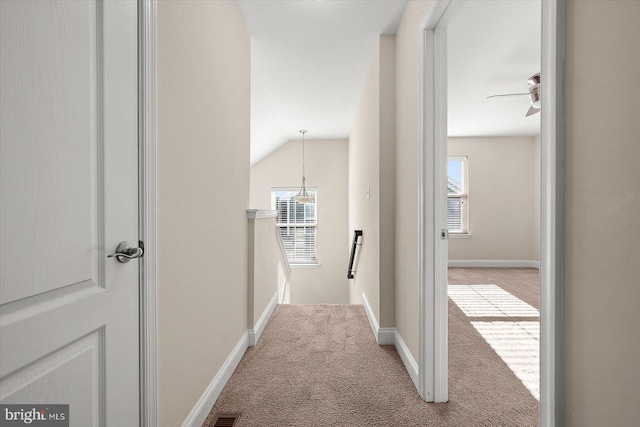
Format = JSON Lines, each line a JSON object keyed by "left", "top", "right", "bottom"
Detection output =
{"left": 487, "top": 73, "right": 541, "bottom": 117}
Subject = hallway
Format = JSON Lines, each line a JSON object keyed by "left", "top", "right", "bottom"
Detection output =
{"left": 205, "top": 269, "right": 539, "bottom": 426}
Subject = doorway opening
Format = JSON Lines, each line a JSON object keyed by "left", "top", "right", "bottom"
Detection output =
{"left": 418, "top": 1, "right": 564, "bottom": 425}
{"left": 445, "top": 0, "right": 542, "bottom": 419}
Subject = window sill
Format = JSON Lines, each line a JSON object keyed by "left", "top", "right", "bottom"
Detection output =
{"left": 449, "top": 233, "right": 472, "bottom": 239}
{"left": 290, "top": 263, "right": 321, "bottom": 269}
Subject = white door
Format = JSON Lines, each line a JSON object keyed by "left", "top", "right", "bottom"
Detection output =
{"left": 0, "top": 1, "right": 140, "bottom": 425}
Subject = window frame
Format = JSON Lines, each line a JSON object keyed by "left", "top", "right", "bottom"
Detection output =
{"left": 447, "top": 156, "right": 470, "bottom": 235}
{"left": 271, "top": 187, "right": 319, "bottom": 265}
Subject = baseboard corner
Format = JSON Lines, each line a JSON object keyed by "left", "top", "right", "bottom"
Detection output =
{"left": 361, "top": 292, "right": 380, "bottom": 343}
{"left": 249, "top": 291, "right": 279, "bottom": 347}
{"left": 247, "top": 330, "right": 256, "bottom": 347}
{"left": 377, "top": 328, "right": 395, "bottom": 345}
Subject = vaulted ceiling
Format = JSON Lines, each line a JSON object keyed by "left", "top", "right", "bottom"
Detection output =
{"left": 239, "top": 0, "right": 541, "bottom": 165}
{"left": 237, "top": 0, "right": 407, "bottom": 164}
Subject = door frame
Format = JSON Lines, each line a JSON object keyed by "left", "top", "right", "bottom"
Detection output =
{"left": 139, "top": 0, "right": 157, "bottom": 426}
{"left": 417, "top": 0, "right": 453, "bottom": 405}
{"left": 417, "top": 0, "right": 565, "bottom": 425}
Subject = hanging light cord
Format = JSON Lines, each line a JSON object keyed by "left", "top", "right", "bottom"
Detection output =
{"left": 302, "top": 130, "right": 305, "bottom": 182}
{"left": 300, "top": 130, "right": 308, "bottom": 196}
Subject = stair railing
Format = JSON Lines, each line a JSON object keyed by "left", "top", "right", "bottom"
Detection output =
{"left": 347, "top": 230, "right": 363, "bottom": 279}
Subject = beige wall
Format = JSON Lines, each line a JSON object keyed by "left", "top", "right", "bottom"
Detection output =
{"left": 250, "top": 139, "right": 349, "bottom": 304}
{"left": 348, "top": 36, "right": 396, "bottom": 328}
{"left": 379, "top": 36, "right": 397, "bottom": 328}
{"left": 349, "top": 40, "right": 380, "bottom": 317}
{"left": 157, "top": 1, "right": 250, "bottom": 426}
{"left": 448, "top": 137, "right": 539, "bottom": 262}
{"left": 565, "top": 1, "right": 640, "bottom": 425}
{"left": 248, "top": 215, "right": 279, "bottom": 328}
{"left": 394, "top": 0, "right": 431, "bottom": 361}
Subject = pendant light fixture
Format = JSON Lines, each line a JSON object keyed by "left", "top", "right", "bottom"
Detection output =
{"left": 294, "top": 129, "right": 313, "bottom": 204}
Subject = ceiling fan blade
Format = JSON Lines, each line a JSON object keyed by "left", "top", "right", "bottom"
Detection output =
{"left": 528, "top": 73, "right": 541, "bottom": 85}
{"left": 526, "top": 106, "right": 540, "bottom": 117}
{"left": 487, "top": 92, "right": 529, "bottom": 99}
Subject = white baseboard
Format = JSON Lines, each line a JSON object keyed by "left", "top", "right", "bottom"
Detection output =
{"left": 361, "top": 292, "right": 381, "bottom": 344}
{"left": 182, "top": 332, "right": 248, "bottom": 427}
{"left": 248, "top": 292, "right": 279, "bottom": 347}
{"left": 361, "top": 293, "right": 419, "bottom": 392}
{"left": 360, "top": 294, "right": 397, "bottom": 345}
{"left": 448, "top": 259, "right": 540, "bottom": 269}
{"left": 394, "top": 329, "right": 419, "bottom": 391}
{"left": 182, "top": 293, "right": 279, "bottom": 426}
{"left": 377, "top": 328, "right": 395, "bottom": 345}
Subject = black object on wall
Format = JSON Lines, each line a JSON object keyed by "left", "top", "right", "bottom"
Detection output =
{"left": 347, "top": 230, "right": 363, "bottom": 279}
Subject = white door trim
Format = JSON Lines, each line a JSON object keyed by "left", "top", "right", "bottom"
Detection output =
{"left": 540, "top": 1, "right": 565, "bottom": 425}
{"left": 418, "top": 0, "right": 565, "bottom": 425}
{"left": 139, "top": 0, "right": 158, "bottom": 426}
{"left": 417, "top": 0, "right": 454, "bottom": 404}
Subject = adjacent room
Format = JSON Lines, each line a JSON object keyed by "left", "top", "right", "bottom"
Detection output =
{"left": 446, "top": 0, "right": 542, "bottom": 420}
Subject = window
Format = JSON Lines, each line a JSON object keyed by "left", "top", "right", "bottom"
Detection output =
{"left": 447, "top": 157, "right": 468, "bottom": 234}
{"left": 272, "top": 188, "right": 317, "bottom": 264}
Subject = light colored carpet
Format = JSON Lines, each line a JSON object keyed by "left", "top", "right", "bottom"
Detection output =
{"left": 204, "top": 281, "right": 539, "bottom": 426}
{"left": 448, "top": 267, "right": 540, "bottom": 310}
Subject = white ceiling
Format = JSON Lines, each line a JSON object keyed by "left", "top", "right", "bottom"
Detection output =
{"left": 237, "top": 0, "right": 408, "bottom": 164}
{"left": 447, "top": 0, "right": 541, "bottom": 137}
{"left": 239, "top": 0, "right": 541, "bottom": 165}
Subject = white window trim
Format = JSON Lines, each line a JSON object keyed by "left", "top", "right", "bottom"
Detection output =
{"left": 290, "top": 263, "right": 321, "bottom": 269}
{"left": 449, "top": 233, "right": 472, "bottom": 239}
{"left": 447, "top": 156, "right": 469, "bottom": 234}
{"left": 271, "top": 187, "right": 319, "bottom": 265}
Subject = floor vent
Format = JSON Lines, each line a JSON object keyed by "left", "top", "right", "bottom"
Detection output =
{"left": 212, "top": 415, "right": 239, "bottom": 427}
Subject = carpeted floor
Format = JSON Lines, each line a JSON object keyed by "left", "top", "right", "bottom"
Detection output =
{"left": 204, "top": 268, "right": 539, "bottom": 426}
{"left": 448, "top": 267, "right": 540, "bottom": 310}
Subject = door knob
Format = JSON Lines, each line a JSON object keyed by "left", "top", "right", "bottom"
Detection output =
{"left": 108, "top": 241, "right": 144, "bottom": 263}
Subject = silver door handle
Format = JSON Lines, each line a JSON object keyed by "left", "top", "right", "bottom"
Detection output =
{"left": 108, "top": 241, "right": 144, "bottom": 263}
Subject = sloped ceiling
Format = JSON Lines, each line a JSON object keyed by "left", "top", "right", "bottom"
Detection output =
{"left": 240, "top": 0, "right": 541, "bottom": 165}
{"left": 237, "top": 0, "right": 408, "bottom": 164}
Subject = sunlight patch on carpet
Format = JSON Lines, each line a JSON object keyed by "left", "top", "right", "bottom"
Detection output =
{"left": 449, "top": 284, "right": 540, "bottom": 400}
{"left": 471, "top": 321, "right": 540, "bottom": 400}
{"left": 448, "top": 284, "right": 539, "bottom": 317}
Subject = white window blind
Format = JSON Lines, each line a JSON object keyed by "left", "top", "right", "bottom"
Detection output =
{"left": 447, "top": 157, "right": 468, "bottom": 233}
{"left": 271, "top": 188, "right": 317, "bottom": 263}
